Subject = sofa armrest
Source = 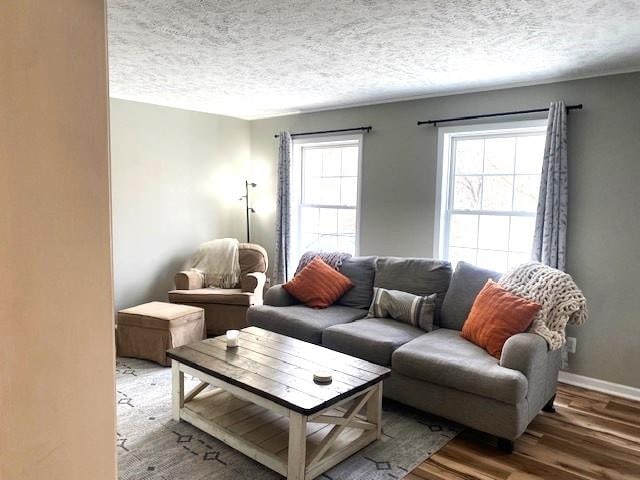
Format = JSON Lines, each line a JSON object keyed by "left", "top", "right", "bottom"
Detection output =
{"left": 501, "top": 333, "right": 561, "bottom": 415}
{"left": 175, "top": 270, "right": 204, "bottom": 290}
{"left": 500, "top": 333, "right": 548, "bottom": 379}
{"left": 264, "top": 284, "right": 297, "bottom": 307}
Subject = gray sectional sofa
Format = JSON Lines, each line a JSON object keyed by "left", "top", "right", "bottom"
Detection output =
{"left": 247, "top": 257, "right": 561, "bottom": 451}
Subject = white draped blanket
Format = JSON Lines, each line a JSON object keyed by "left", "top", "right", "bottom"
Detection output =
{"left": 190, "top": 238, "right": 240, "bottom": 289}
{"left": 499, "top": 262, "right": 588, "bottom": 350}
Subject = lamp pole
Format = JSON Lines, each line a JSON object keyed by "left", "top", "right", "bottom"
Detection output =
{"left": 243, "top": 180, "right": 256, "bottom": 243}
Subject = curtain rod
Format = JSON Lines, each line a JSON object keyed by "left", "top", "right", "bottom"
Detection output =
{"left": 417, "top": 104, "right": 583, "bottom": 126}
{"left": 274, "top": 126, "right": 372, "bottom": 138}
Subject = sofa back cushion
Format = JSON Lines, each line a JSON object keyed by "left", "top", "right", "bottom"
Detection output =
{"left": 440, "top": 261, "right": 501, "bottom": 330}
{"left": 337, "top": 256, "right": 376, "bottom": 309}
{"left": 374, "top": 257, "right": 451, "bottom": 322}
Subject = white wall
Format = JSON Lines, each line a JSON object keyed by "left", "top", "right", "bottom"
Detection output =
{"left": 249, "top": 72, "right": 640, "bottom": 389}
{"left": 0, "top": 1, "right": 116, "bottom": 478}
{"left": 110, "top": 99, "right": 250, "bottom": 310}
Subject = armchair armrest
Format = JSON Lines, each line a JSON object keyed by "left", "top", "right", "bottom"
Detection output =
{"left": 264, "top": 284, "right": 297, "bottom": 307}
{"left": 174, "top": 270, "right": 204, "bottom": 290}
{"left": 241, "top": 272, "right": 267, "bottom": 305}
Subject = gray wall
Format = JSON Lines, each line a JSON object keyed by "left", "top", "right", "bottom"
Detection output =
{"left": 249, "top": 72, "right": 640, "bottom": 388}
{"left": 110, "top": 99, "right": 250, "bottom": 311}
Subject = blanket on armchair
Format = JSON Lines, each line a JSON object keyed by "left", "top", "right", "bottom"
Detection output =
{"left": 499, "top": 262, "right": 587, "bottom": 350}
{"left": 190, "top": 238, "right": 240, "bottom": 289}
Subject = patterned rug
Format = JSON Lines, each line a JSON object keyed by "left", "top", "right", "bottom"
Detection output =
{"left": 117, "top": 357, "right": 460, "bottom": 480}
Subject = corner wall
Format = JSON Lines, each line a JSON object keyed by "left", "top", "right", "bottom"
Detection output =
{"left": 0, "top": 1, "right": 116, "bottom": 478}
{"left": 249, "top": 72, "right": 640, "bottom": 388}
{"left": 109, "top": 99, "right": 251, "bottom": 311}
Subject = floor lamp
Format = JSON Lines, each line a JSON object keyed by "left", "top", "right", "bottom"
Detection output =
{"left": 240, "top": 180, "right": 256, "bottom": 243}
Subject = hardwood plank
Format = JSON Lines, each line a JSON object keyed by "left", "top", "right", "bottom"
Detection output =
{"left": 188, "top": 341, "right": 347, "bottom": 401}
{"left": 412, "top": 384, "right": 640, "bottom": 479}
{"left": 241, "top": 326, "right": 390, "bottom": 375}
{"left": 207, "top": 335, "right": 375, "bottom": 386}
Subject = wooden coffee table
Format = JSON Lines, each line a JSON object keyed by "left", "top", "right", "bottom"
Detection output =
{"left": 167, "top": 326, "right": 390, "bottom": 480}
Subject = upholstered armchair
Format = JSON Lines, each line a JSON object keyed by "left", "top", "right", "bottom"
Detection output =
{"left": 168, "top": 243, "right": 268, "bottom": 335}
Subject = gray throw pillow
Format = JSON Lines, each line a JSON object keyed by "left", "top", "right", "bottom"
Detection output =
{"left": 439, "top": 261, "right": 501, "bottom": 330}
{"left": 368, "top": 287, "right": 437, "bottom": 331}
{"left": 337, "top": 256, "right": 376, "bottom": 309}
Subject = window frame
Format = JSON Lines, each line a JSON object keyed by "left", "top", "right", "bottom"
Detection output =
{"left": 434, "top": 119, "right": 547, "bottom": 265}
{"left": 290, "top": 133, "right": 364, "bottom": 268}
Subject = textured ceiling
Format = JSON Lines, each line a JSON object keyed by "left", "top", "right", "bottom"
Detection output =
{"left": 107, "top": 0, "right": 640, "bottom": 119}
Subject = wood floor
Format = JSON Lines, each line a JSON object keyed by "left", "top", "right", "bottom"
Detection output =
{"left": 408, "top": 383, "right": 640, "bottom": 479}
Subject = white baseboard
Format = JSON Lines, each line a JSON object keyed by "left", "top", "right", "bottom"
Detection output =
{"left": 558, "top": 371, "right": 640, "bottom": 401}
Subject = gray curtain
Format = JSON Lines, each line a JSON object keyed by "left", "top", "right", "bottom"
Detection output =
{"left": 532, "top": 101, "right": 568, "bottom": 271}
{"left": 272, "top": 131, "right": 292, "bottom": 285}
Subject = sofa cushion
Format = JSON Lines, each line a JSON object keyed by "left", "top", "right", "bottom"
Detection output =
{"left": 247, "top": 304, "right": 367, "bottom": 344}
{"left": 392, "top": 329, "right": 528, "bottom": 404}
{"left": 168, "top": 288, "right": 255, "bottom": 306}
{"left": 374, "top": 257, "right": 451, "bottom": 322}
{"left": 337, "top": 256, "right": 376, "bottom": 309}
{"left": 283, "top": 257, "right": 354, "bottom": 308}
{"left": 440, "top": 261, "right": 501, "bottom": 330}
{"left": 323, "top": 317, "right": 424, "bottom": 366}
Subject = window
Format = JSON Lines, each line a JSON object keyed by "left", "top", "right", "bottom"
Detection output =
{"left": 290, "top": 135, "right": 362, "bottom": 266}
{"left": 435, "top": 121, "right": 546, "bottom": 272}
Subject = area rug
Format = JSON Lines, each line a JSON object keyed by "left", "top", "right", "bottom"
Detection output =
{"left": 117, "top": 357, "right": 460, "bottom": 480}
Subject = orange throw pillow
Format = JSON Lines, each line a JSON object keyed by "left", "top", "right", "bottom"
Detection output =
{"left": 461, "top": 279, "right": 542, "bottom": 359}
{"left": 283, "top": 257, "right": 354, "bottom": 309}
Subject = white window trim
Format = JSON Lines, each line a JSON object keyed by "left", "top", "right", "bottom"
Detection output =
{"left": 434, "top": 119, "right": 547, "bottom": 260}
{"left": 291, "top": 133, "right": 364, "bottom": 267}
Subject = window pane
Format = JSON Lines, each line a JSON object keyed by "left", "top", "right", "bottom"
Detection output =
{"left": 301, "top": 233, "right": 319, "bottom": 252}
{"left": 341, "top": 146, "right": 358, "bottom": 176}
{"left": 319, "top": 178, "right": 340, "bottom": 205}
{"left": 338, "top": 209, "right": 356, "bottom": 234}
{"left": 318, "top": 208, "right": 337, "bottom": 234}
{"left": 509, "top": 216, "right": 535, "bottom": 253}
{"left": 300, "top": 207, "right": 319, "bottom": 234}
{"left": 317, "top": 234, "right": 338, "bottom": 251}
{"left": 478, "top": 215, "right": 509, "bottom": 250}
{"left": 508, "top": 251, "right": 530, "bottom": 269}
{"left": 482, "top": 175, "right": 513, "bottom": 211}
{"left": 453, "top": 176, "right": 482, "bottom": 210}
{"left": 513, "top": 175, "right": 540, "bottom": 212}
{"left": 449, "top": 214, "right": 478, "bottom": 248}
{"left": 515, "top": 135, "right": 545, "bottom": 174}
{"left": 303, "top": 174, "right": 321, "bottom": 204}
{"left": 340, "top": 177, "right": 357, "bottom": 206}
{"left": 484, "top": 137, "right": 515, "bottom": 174}
{"left": 455, "top": 139, "right": 484, "bottom": 174}
{"left": 303, "top": 148, "right": 322, "bottom": 177}
{"left": 337, "top": 234, "right": 356, "bottom": 254}
{"left": 477, "top": 249, "right": 508, "bottom": 272}
{"left": 322, "top": 148, "right": 341, "bottom": 176}
{"left": 449, "top": 247, "right": 477, "bottom": 266}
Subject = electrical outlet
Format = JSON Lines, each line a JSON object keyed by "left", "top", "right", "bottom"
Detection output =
{"left": 566, "top": 337, "right": 577, "bottom": 354}
{"left": 561, "top": 348, "right": 569, "bottom": 369}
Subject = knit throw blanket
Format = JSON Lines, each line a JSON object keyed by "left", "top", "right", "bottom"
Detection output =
{"left": 190, "top": 238, "right": 240, "bottom": 289}
{"left": 499, "top": 262, "right": 588, "bottom": 350}
{"left": 295, "top": 251, "right": 352, "bottom": 275}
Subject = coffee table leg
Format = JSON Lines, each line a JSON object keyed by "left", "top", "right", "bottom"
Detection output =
{"left": 287, "top": 411, "right": 307, "bottom": 480}
{"left": 366, "top": 383, "right": 383, "bottom": 440}
{"left": 172, "top": 360, "right": 184, "bottom": 422}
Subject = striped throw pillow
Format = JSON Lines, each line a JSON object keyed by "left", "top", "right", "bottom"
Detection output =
{"left": 368, "top": 288, "right": 437, "bottom": 331}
